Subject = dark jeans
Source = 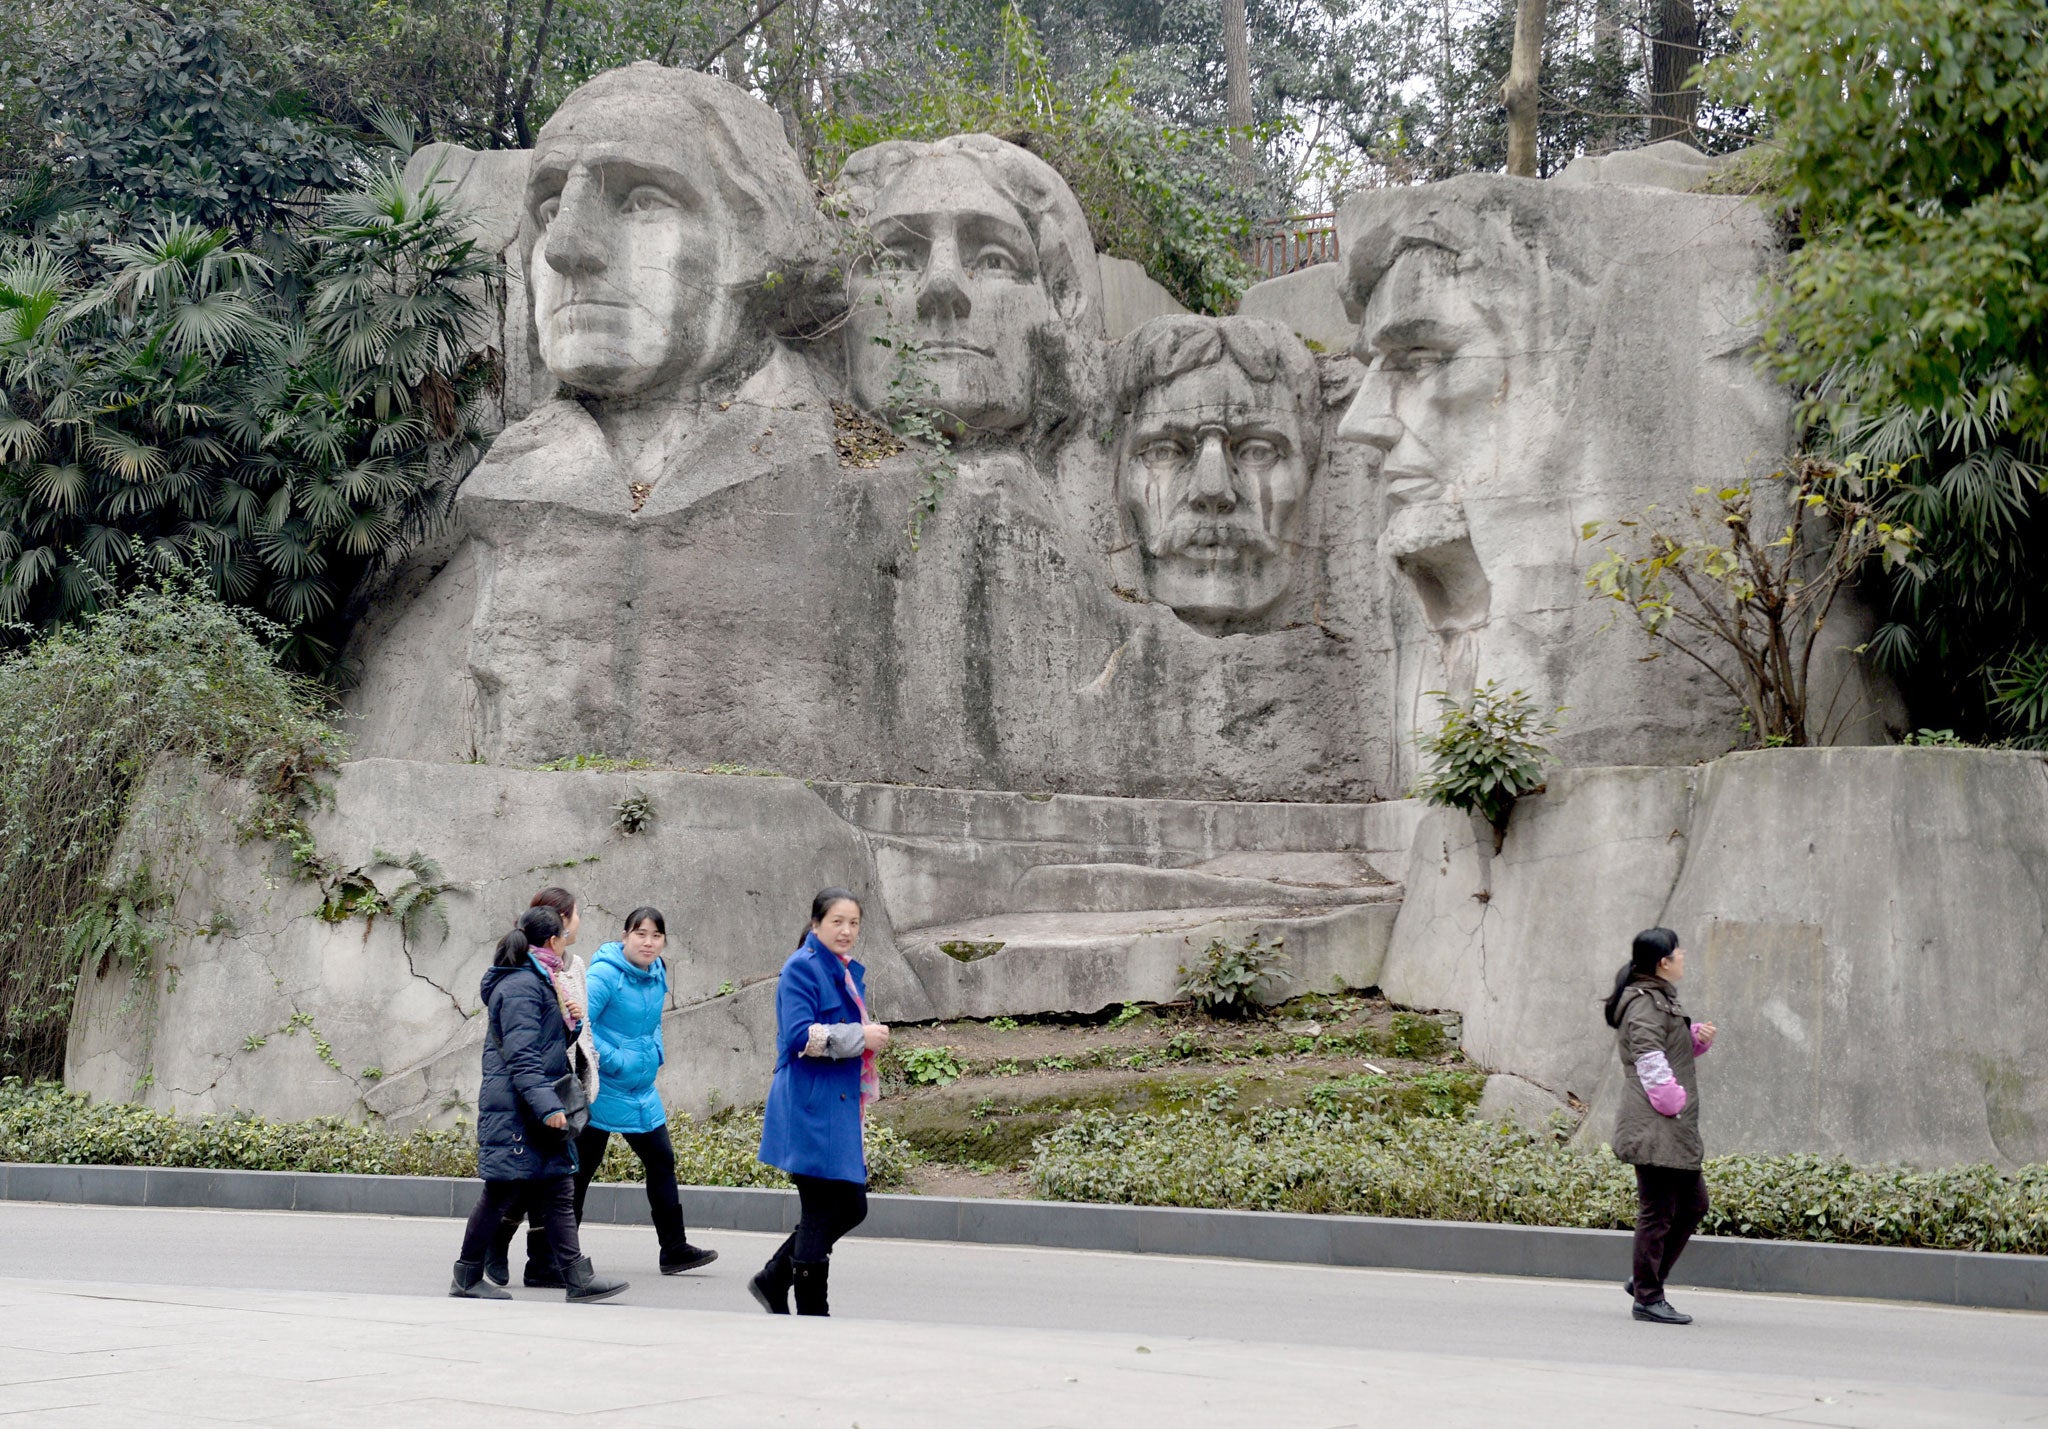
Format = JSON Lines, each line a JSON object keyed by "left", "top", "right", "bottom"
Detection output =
{"left": 462, "top": 1176, "right": 580, "bottom": 1276}
{"left": 767, "top": 1174, "right": 868, "bottom": 1270}
{"left": 502, "top": 1124, "right": 690, "bottom": 1257}
{"left": 1632, "top": 1165, "right": 1709, "bottom": 1304}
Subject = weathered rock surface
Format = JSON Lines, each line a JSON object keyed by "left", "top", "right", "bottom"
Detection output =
{"left": 1334, "top": 174, "right": 1901, "bottom": 784}
{"left": 1386, "top": 747, "right": 2048, "bottom": 1169}
{"left": 67, "top": 761, "right": 1414, "bottom": 1128}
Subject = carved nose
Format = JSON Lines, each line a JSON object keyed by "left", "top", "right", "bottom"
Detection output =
{"left": 917, "top": 255, "right": 972, "bottom": 322}
{"left": 1187, "top": 435, "right": 1238, "bottom": 514}
{"left": 543, "top": 178, "right": 609, "bottom": 277}
{"left": 1338, "top": 389, "right": 1403, "bottom": 452}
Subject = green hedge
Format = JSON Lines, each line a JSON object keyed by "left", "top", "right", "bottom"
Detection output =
{"left": 0, "top": 1082, "right": 915, "bottom": 1190}
{"left": 1027, "top": 1108, "right": 2048, "bottom": 1255}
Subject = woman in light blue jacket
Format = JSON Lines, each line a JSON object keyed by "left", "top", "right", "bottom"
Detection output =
{"left": 571, "top": 906, "right": 718, "bottom": 1274}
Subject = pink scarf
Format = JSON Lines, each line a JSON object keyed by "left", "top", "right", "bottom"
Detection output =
{"left": 527, "top": 946, "right": 576, "bottom": 1030}
{"left": 839, "top": 960, "right": 880, "bottom": 1115}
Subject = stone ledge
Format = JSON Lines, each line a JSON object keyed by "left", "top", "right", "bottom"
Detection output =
{"left": 4, "top": 1162, "right": 2040, "bottom": 1313}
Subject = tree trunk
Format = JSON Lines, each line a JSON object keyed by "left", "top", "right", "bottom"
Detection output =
{"left": 1222, "top": 0, "right": 1254, "bottom": 179}
{"left": 1502, "top": 0, "right": 1547, "bottom": 177}
{"left": 1648, "top": 0, "right": 1700, "bottom": 143}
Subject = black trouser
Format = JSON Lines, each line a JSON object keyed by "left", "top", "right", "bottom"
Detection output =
{"left": 766, "top": 1174, "right": 868, "bottom": 1270}
{"left": 462, "top": 1177, "right": 580, "bottom": 1276}
{"left": 500, "top": 1124, "right": 690, "bottom": 1257}
{"left": 1632, "top": 1164, "right": 1709, "bottom": 1304}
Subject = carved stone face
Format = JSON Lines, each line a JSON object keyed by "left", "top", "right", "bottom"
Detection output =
{"left": 847, "top": 156, "right": 1057, "bottom": 436}
{"left": 1337, "top": 244, "right": 1529, "bottom": 563}
{"left": 527, "top": 93, "right": 729, "bottom": 398}
{"left": 1120, "top": 360, "right": 1313, "bottom": 628}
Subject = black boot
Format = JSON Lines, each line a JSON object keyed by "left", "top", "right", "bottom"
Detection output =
{"left": 562, "top": 1255, "right": 629, "bottom": 1304}
{"left": 449, "top": 1259, "right": 512, "bottom": 1300}
{"left": 653, "top": 1204, "right": 719, "bottom": 1274}
{"left": 792, "top": 1260, "right": 830, "bottom": 1317}
{"left": 522, "top": 1226, "right": 564, "bottom": 1288}
{"left": 485, "top": 1216, "right": 518, "bottom": 1287}
{"left": 749, "top": 1249, "right": 793, "bottom": 1314}
{"left": 662, "top": 1244, "right": 719, "bottom": 1274}
{"left": 1633, "top": 1297, "right": 1692, "bottom": 1324}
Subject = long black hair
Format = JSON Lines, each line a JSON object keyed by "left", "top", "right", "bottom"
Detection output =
{"left": 1603, "top": 926, "right": 1680, "bottom": 1027}
{"left": 805, "top": 886, "right": 861, "bottom": 942}
{"left": 624, "top": 906, "right": 666, "bottom": 936}
{"left": 496, "top": 905, "right": 564, "bottom": 968}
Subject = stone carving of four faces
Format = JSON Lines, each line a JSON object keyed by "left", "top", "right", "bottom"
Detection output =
{"left": 521, "top": 74, "right": 1317, "bottom": 631}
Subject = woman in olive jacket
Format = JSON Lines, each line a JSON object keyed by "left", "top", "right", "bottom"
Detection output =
{"left": 1606, "top": 926, "right": 1718, "bottom": 1324}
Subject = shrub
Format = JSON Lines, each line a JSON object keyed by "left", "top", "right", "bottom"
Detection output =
{"left": 1177, "top": 934, "right": 1290, "bottom": 1019}
{"left": 0, "top": 579, "right": 339, "bottom": 1080}
{"left": 0, "top": 1082, "right": 917, "bottom": 1191}
{"left": 1026, "top": 1107, "right": 2048, "bottom": 1254}
{"left": 1413, "top": 682, "right": 1559, "bottom": 836}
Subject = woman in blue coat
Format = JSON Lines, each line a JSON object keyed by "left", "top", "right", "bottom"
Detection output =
{"left": 447, "top": 904, "right": 628, "bottom": 1304}
{"left": 570, "top": 906, "right": 718, "bottom": 1273}
{"left": 750, "top": 888, "right": 888, "bottom": 1316}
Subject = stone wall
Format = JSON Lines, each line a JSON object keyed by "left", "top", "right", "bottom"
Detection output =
{"left": 67, "top": 759, "right": 1413, "bottom": 1128}
{"left": 1384, "top": 746, "right": 2048, "bottom": 1169}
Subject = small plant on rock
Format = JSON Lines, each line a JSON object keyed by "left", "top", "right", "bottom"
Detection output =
{"left": 899, "top": 1046, "right": 965, "bottom": 1087}
{"left": 613, "top": 791, "right": 654, "bottom": 835}
{"left": 1414, "top": 682, "right": 1560, "bottom": 844}
{"left": 1177, "top": 934, "right": 1291, "bottom": 1020}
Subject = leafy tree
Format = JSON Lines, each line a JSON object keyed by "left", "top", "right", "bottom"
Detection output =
{"left": 0, "top": 4, "right": 497, "bottom": 669}
{"left": 9, "top": 2, "right": 358, "bottom": 246}
{"left": 818, "top": 5, "right": 1256, "bottom": 312}
{"left": 1706, "top": 0, "right": 2048, "bottom": 739}
{"left": 0, "top": 171, "right": 495, "bottom": 667}
{"left": 1584, "top": 462, "right": 1916, "bottom": 748}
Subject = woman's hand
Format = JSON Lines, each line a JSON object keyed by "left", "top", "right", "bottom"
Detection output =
{"left": 1695, "top": 1022, "right": 1716, "bottom": 1050}
{"left": 563, "top": 997, "right": 585, "bottom": 1024}
{"left": 862, "top": 1023, "right": 891, "bottom": 1053}
{"left": 544, "top": 1111, "right": 568, "bottom": 1131}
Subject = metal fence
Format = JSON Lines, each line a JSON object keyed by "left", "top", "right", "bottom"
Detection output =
{"left": 1247, "top": 212, "right": 1339, "bottom": 278}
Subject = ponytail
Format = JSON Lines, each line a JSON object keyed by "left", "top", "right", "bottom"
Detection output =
{"left": 1603, "top": 926, "right": 1680, "bottom": 1027}
{"left": 495, "top": 905, "right": 565, "bottom": 968}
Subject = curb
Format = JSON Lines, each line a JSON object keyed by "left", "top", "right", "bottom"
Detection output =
{"left": 3, "top": 1161, "right": 2041, "bottom": 1313}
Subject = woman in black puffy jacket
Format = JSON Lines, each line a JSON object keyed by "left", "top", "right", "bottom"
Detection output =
{"left": 447, "top": 904, "right": 628, "bottom": 1304}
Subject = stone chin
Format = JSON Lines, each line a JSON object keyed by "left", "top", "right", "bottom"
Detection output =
{"left": 1146, "top": 551, "right": 1292, "bottom": 631}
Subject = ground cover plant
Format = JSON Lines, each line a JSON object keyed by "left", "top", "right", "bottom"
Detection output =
{"left": 1026, "top": 1107, "right": 2048, "bottom": 1256}
{"left": 0, "top": 1080, "right": 917, "bottom": 1190}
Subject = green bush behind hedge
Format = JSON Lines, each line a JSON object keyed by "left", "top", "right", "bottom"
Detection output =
{"left": 0, "top": 1082, "right": 915, "bottom": 1191}
{"left": 1027, "top": 1107, "right": 2048, "bottom": 1255}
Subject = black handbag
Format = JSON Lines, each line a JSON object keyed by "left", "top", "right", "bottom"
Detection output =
{"left": 551, "top": 1048, "right": 592, "bottom": 1138}
{"left": 487, "top": 1005, "right": 592, "bottom": 1139}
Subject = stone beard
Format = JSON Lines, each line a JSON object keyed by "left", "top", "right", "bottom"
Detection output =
{"left": 839, "top": 134, "right": 1102, "bottom": 441}
{"left": 1114, "top": 317, "right": 1320, "bottom": 632}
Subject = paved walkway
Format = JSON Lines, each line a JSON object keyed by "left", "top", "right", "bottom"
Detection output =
{"left": 3, "top": 1203, "right": 2045, "bottom": 1426}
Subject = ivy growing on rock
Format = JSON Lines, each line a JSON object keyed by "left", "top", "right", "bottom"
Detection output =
{"left": 0, "top": 577, "right": 340, "bottom": 1080}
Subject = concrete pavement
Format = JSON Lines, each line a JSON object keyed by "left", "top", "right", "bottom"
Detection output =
{"left": 2, "top": 1202, "right": 2044, "bottom": 1425}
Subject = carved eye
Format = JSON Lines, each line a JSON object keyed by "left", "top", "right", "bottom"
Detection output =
{"left": 970, "top": 248, "right": 1019, "bottom": 275}
{"left": 533, "top": 195, "right": 561, "bottom": 229}
{"left": 1233, "top": 437, "right": 1281, "bottom": 468}
{"left": 1139, "top": 438, "right": 1186, "bottom": 469}
{"left": 620, "top": 184, "right": 680, "bottom": 214}
{"left": 869, "top": 248, "right": 917, "bottom": 276}
{"left": 1381, "top": 346, "right": 1447, "bottom": 373}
